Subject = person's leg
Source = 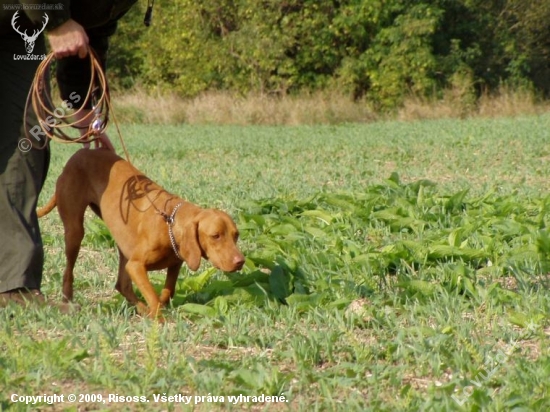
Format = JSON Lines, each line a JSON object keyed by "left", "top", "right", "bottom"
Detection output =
{"left": 0, "top": 34, "right": 50, "bottom": 300}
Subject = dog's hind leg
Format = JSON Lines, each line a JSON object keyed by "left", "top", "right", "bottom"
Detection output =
{"left": 59, "top": 212, "right": 85, "bottom": 303}
{"left": 115, "top": 248, "right": 148, "bottom": 315}
{"left": 56, "top": 176, "right": 91, "bottom": 303}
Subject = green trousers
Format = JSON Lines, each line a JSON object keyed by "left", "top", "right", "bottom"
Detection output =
{"left": 0, "top": 34, "right": 50, "bottom": 293}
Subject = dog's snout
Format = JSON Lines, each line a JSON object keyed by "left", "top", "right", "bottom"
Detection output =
{"left": 233, "top": 254, "right": 245, "bottom": 270}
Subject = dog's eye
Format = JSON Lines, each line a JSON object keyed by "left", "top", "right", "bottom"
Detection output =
{"left": 211, "top": 233, "right": 221, "bottom": 240}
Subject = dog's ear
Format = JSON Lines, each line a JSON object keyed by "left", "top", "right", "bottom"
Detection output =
{"left": 180, "top": 220, "right": 202, "bottom": 271}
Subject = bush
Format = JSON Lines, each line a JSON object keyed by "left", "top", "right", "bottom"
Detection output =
{"left": 107, "top": 0, "right": 549, "bottom": 109}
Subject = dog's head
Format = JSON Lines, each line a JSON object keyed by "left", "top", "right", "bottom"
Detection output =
{"left": 177, "top": 209, "right": 245, "bottom": 272}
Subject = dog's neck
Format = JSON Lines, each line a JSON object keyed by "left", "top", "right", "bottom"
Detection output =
{"left": 157, "top": 196, "right": 200, "bottom": 219}
{"left": 170, "top": 199, "right": 202, "bottom": 217}
{"left": 163, "top": 201, "right": 185, "bottom": 260}
{"left": 160, "top": 199, "right": 202, "bottom": 261}
{"left": 158, "top": 199, "right": 201, "bottom": 224}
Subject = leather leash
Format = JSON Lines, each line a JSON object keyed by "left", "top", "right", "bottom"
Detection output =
{"left": 25, "top": 46, "right": 131, "bottom": 162}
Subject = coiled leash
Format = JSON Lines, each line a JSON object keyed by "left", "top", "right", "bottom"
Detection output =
{"left": 25, "top": 0, "right": 156, "bottom": 151}
{"left": 24, "top": 46, "right": 131, "bottom": 162}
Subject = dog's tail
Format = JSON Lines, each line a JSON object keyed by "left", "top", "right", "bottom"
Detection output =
{"left": 37, "top": 194, "right": 57, "bottom": 218}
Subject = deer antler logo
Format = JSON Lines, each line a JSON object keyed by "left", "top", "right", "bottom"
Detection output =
{"left": 11, "top": 11, "right": 49, "bottom": 54}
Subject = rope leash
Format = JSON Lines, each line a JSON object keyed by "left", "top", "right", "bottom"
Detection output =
{"left": 28, "top": 47, "right": 185, "bottom": 260}
{"left": 24, "top": 46, "right": 132, "bottom": 163}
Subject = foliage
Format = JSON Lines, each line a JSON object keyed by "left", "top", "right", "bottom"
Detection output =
{"left": 108, "top": 0, "right": 550, "bottom": 109}
{"left": 160, "top": 174, "right": 550, "bottom": 316}
{"left": 8, "top": 117, "right": 549, "bottom": 410}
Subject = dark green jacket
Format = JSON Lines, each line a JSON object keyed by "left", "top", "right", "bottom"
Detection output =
{"left": 1, "top": 0, "right": 138, "bottom": 107}
{"left": 0, "top": 0, "right": 138, "bottom": 35}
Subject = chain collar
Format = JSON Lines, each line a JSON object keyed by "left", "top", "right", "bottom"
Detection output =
{"left": 163, "top": 202, "right": 184, "bottom": 260}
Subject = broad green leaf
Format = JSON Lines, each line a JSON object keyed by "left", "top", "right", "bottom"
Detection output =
{"left": 507, "top": 311, "right": 530, "bottom": 328}
{"left": 300, "top": 209, "right": 336, "bottom": 224}
{"left": 246, "top": 256, "right": 276, "bottom": 270}
{"left": 233, "top": 369, "right": 257, "bottom": 388}
{"left": 304, "top": 226, "right": 328, "bottom": 238}
{"left": 212, "top": 296, "right": 229, "bottom": 314}
{"left": 180, "top": 303, "right": 216, "bottom": 317}
{"left": 342, "top": 240, "right": 363, "bottom": 258}
{"left": 227, "top": 270, "right": 270, "bottom": 287}
{"left": 428, "top": 245, "right": 485, "bottom": 260}
{"left": 321, "top": 194, "right": 360, "bottom": 212}
{"left": 398, "top": 280, "right": 437, "bottom": 296}
{"left": 507, "top": 311, "right": 545, "bottom": 329}
{"left": 505, "top": 246, "right": 538, "bottom": 264}
{"left": 388, "top": 172, "right": 400, "bottom": 185}
{"left": 269, "top": 265, "right": 291, "bottom": 300}
{"left": 237, "top": 222, "right": 260, "bottom": 231}
{"left": 448, "top": 229, "right": 461, "bottom": 247}
{"left": 462, "top": 277, "right": 478, "bottom": 299}
{"left": 269, "top": 223, "right": 299, "bottom": 235}
{"left": 416, "top": 183, "right": 425, "bottom": 206}
{"left": 536, "top": 230, "right": 550, "bottom": 255}
{"left": 328, "top": 297, "right": 352, "bottom": 309}
{"left": 445, "top": 189, "right": 469, "bottom": 212}
{"left": 248, "top": 249, "right": 279, "bottom": 263}
{"left": 244, "top": 283, "right": 271, "bottom": 300}
{"left": 181, "top": 267, "right": 217, "bottom": 292}
{"left": 201, "top": 280, "right": 234, "bottom": 297}
{"left": 372, "top": 209, "right": 401, "bottom": 221}
{"left": 286, "top": 293, "right": 321, "bottom": 311}
{"left": 240, "top": 213, "right": 266, "bottom": 226}
{"left": 280, "top": 216, "right": 303, "bottom": 228}
{"left": 238, "top": 201, "right": 263, "bottom": 214}
{"left": 352, "top": 253, "right": 377, "bottom": 265}
{"left": 66, "top": 349, "right": 90, "bottom": 363}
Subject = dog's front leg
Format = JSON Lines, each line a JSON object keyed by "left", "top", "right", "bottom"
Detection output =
{"left": 125, "top": 259, "right": 163, "bottom": 321}
{"left": 160, "top": 263, "right": 183, "bottom": 306}
{"left": 115, "top": 248, "right": 148, "bottom": 316}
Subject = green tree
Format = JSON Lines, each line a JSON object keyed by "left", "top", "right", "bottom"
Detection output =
{"left": 107, "top": 0, "right": 550, "bottom": 109}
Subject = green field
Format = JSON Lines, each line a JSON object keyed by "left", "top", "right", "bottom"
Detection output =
{"left": 2, "top": 114, "right": 550, "bottom": 411}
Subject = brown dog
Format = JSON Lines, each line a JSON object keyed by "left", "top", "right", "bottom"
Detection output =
{"left": 38, "top": 149, "right": 245, "bottom": 320}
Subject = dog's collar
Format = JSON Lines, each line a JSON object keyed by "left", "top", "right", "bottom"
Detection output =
{"left": 163, "top": 202, "right": 184, "bottom": 260}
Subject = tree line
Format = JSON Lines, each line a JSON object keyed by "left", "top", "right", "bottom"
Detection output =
{"left": 109, "top": 0, "right": 550, "bottom": 109}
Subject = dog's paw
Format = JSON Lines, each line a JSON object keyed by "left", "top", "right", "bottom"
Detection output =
{"left": 136, "top": 302, "right": 149, "bottom": 316}
{"left": 159, "top": 288, "right": 172, "bottom": 306}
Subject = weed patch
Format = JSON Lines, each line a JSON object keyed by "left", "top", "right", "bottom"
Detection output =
{"left": 2, "top": 117, "right": 550, "bottom": 410}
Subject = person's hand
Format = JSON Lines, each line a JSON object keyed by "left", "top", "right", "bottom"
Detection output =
{"left": 47, "top": 19, "right": 89, "bottom": 59}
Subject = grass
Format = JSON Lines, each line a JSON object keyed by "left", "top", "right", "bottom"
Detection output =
{"left": 2, "top": 113, "right": 550, "bottom": 411}
{"left": 111, "top": 89, "right": 378, "bottom": 125}
{"left": 110, "top": 87, "right": 549, "bottom": 125}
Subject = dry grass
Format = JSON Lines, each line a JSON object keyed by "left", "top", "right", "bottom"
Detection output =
{"left": 398, "top": 86, "right": 550, "bottom": 121}
{"left": 476, "top": 87, "right": 547, "bottom": 118}
{"left": 110, "top": 85, "right": 550, "bottom": 125}
{"left": 111, "top": 88, "right": 377, "bottom": 125}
